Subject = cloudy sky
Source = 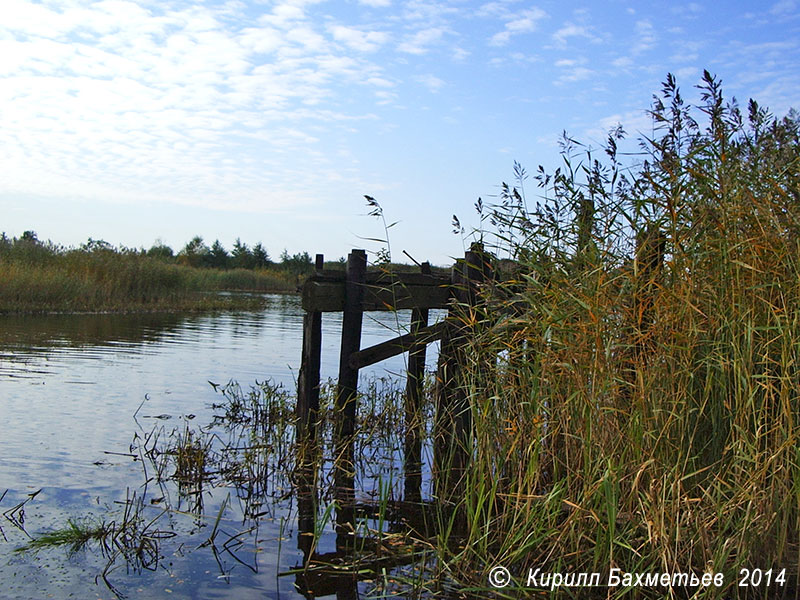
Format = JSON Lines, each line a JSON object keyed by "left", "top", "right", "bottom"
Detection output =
{"left": 2, "top": 0, "right": 798, "bottom": 265}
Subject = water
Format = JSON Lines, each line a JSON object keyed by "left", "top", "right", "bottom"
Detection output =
{"left": 0, "top": 295, "right": 441, "bottom": 599}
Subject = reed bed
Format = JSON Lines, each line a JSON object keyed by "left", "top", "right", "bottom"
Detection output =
{"left": 0, "top": 243, "right": 297, "bottom": 313}
{"left": 428, "top": 73, "right": 800, "bottom": 597}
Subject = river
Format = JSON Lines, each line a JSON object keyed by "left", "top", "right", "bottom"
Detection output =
{"left": 0, "top": 294, "right": 441, "bottom": 599}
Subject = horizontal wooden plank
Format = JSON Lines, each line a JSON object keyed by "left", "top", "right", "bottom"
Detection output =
{"left": 302, "top": 280, "right": 451, "bottom": 312}
{"left": 365, "top": 271, "right": 450, "bottom": 286}
{"left": 349, "top": 321, "right": 446, "bottom": 369}
{"left": 305, "top": 270, "right": 450, "bottom": 285}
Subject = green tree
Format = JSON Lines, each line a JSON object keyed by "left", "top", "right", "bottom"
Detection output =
{"left": 279, "top": 249, "right": 313, "bottom": 275}
{"left": 177, "top": 236, "right": 209, "bottom": 268}
{"left": 231, "top": 238, "right": 255, "bottom": 269}
{"left": 252, "top": 242, "right": 270, "bottom": 268}
{"left": 208, "top": 240, "right": 230, "bottom": 269}
{"left": 147, "top": 241, "right": 174, "bottom": 261}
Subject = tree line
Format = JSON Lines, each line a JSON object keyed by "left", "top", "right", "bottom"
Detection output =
{"left": 151, "top": 235, "right": 317, "bottom": 275}
{"left": 2, "top": 231, "right": 320, "bottom": 276}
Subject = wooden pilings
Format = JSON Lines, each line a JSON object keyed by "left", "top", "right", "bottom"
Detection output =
{"left": 404, "top": 262, "right": 431, "bottom": 505}
{"left": 334, "top": 249, "right": 367, "bottom": 541}
{"left": 296, "top": 254, "right": 325, "bottom": 449}
{"left": 295, "top": 247, "right": 490, "bottom": 545}
{"left": 296, "top": 254, "right": 324, "bottom": 559}
{"left": 434, "top": 244, "right": 493, "bottom": 508}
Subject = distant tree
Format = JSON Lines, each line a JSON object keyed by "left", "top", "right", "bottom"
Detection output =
{"left": 208, "top": 239, "right": 230, "bottom": 269}
{"left": 252, "top": 242, "right": 270, "bottom": 268}
{"left": 231, "top": 238, "right": 255, "bottom": 269}
{"left": 280, "top": 249, "right": 313, "bottom": 275}
{"left": 177, "top": 236, "right": 209, "bottom": 267}
{"left": 147, "top": 240, "right": 175, "bottom": 261}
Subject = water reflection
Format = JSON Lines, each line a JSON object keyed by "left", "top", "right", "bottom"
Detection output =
{"left": 0, "top": 295, "right": 443, "bottom": 599}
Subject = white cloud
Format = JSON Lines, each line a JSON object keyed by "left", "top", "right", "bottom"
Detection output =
{"left": 402, "top": 0, "right": 459, "bottom": 22}
{"left": 0, "top": 0, "right": 397, "bottom": 214}
{"left": 359, "top": 0, "right": 391, "bottom": 6}
{"left": 552, "top": 23, "right": 601, "bottom": 47}
{"left": 633, "top": 19, "right": 657, "bottom": 54}
{"left": 770, "top": 0, "right": 796, "bottom": 15}
{"left": 452, "top": 46, "right": 470, "bottom": 60}
{"left": 612, "top": 56, "right": 633, "bottom": 69}
{"left": 417, "top": 74, "right": 445, "bottom": 92}
{"left": 489, "top": 7, "right": 546, "bottom": 46}
{"left": 555, "top": 66, "right": 593, "bottom": 85}
{"left": 367, "top": 76, "right": 394, "bottom": 87}
{"left": 675, "top": 66, "right": 698, "bottom": 80}
{"left": 398, "top": 26, "right": 445, "bottom": 54}
{"left": 329, "top": 25, "right": 389, "bottom": 52}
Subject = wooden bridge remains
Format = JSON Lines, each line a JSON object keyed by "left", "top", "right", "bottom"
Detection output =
{"left": 295, "top": 246, "right": 493, "bottom": 546}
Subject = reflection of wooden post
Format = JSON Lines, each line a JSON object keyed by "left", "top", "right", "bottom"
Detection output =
{"left": 335, "top": 249, "right": 366, "bottom": 544}
{"left": 434, "top": 244, "right": 492, "bottom": 511}
{"left": 404, "top": 262, "right": 431, "bottom": 505}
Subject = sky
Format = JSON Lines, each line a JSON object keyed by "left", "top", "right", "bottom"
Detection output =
{"left": 1, "top": 0, "right": 798, "bottom": 266}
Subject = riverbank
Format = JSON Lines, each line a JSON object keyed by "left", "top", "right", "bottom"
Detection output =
{"left": 0, "top": 245, "right": 300, "bottom": 313}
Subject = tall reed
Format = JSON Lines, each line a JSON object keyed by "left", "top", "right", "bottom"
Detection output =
{"left": 0, "top": 242, "right": 296, "bottom": 312}
{"left": 434, "top": 72, "right": 800, "bottom": 597}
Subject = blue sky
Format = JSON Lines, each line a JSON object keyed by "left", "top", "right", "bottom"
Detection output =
{"left": 2, "top": 0, "right": 798, "bottom": 265}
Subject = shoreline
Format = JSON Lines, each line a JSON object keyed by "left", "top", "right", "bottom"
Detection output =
{"left": 0, "top": 288, "right": 300, "bottom": 316}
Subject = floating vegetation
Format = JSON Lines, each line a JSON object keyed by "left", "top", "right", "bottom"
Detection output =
{"left": 17, "top": 518, "right": 114, "bottom": 555}
{"left": 15, "top": 489, "right": 175, "bottom": 598}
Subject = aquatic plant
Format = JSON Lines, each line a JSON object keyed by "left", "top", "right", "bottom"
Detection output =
{"left": 15, "top": 518, "right": 114, "bottom": 555}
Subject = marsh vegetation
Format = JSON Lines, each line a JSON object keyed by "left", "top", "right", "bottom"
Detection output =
{"left": 0, "top": 234, "right": 313, "bottom": 313}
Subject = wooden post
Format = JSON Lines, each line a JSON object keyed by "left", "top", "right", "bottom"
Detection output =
{"left": 434, "top": 244, "right": 492, "bottom": 513}
{"left": 404, "top": 262, "right": 431, "bottom": 505}
{"left": 335, "top": 249, "right": 366, "bottom": 543}
{"left": 297, "top": 254, "right": 325, "bottom": 448}
{"left": 634, "top": 225, "right": 665, "bottom": 341}
{"left": 296, "top": 254, "right": 324, "bottom": 559}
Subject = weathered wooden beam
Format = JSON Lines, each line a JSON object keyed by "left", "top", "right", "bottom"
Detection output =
{"left": 296, "top": 254, "right": 324, "bottom": 448}
{"left": 302, "top": 280, "right": 450, "bottom": 312}
{"left": 308, "top": 270, "right": 448, "bottom": 286}
{"left": 296, "top": 255, "right": 324, "bottom": 560}
{"left": 434, "top": 244, "right": 494, "bottom": 528}
{"left": 348, "top": 320, "right": 445, "bottom": 370}
{"left": 335, "top": 249, "right": 366, "bottom": 543}
{"left": 405, "top": 261, "right": 431, "bottom": 505}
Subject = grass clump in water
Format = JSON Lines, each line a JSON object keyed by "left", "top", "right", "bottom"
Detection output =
{"left": 15, "top": 518, "right": 112, "bottom": 555}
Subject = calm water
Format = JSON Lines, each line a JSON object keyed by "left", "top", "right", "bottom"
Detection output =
{"left": 0, "top": 295, "right": 440, "bottom": 599}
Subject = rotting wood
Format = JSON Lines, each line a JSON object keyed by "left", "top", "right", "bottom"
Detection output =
{"left": 302, "top": 281, "right": 449, "bottom": 312}
{"left": 334, "top": 249, "right": 366, "bottom": 544}
{"left": 348, "top": 321, "right": 445, "bottom": 370}
{"left": 404, "top": 261, "right": 431, "bottom": 505}
{"left": 296, "top": 254, "right": 324, "bottom": 448}
{"left": 295, "top": 247, "right": 496, "bottom": 549}
{"left": 434, "top": 243, "right": 493, "bottom": 521}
